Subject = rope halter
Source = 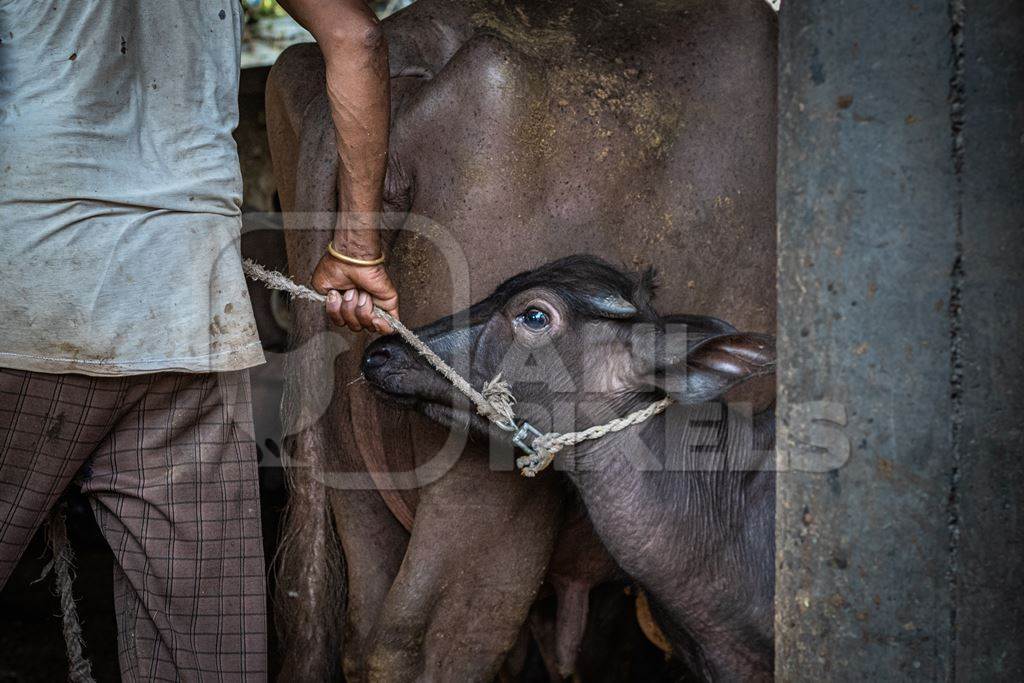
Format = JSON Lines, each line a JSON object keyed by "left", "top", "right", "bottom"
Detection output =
{"left": 243, "top": 259, "right": 672, "bottom": 476}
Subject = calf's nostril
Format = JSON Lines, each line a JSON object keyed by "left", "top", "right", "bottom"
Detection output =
{"left": 364, "top": 347, "right": 391, "bottom": 370}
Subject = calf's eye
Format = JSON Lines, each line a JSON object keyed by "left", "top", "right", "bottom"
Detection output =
{"left": 519, "top": 308, "right": 550, "bottom": 331}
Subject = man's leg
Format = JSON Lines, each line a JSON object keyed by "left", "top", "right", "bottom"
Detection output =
{"left": 0, "top": 369, "right": 123, "bottom": 587}
{"left": 80, "top": 371, "right": 267, "bottom": 681}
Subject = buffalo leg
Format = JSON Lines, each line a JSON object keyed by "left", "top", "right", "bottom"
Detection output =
{"left": 367, "top": 442, "right": 563, "bottom": 682}
{"left": 267, "top": 45, "right": 410, "bottom": 679}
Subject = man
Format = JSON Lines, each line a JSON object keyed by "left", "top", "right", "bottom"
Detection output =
{"left": 0, "top": 0, "right": 396, "bottom": 678}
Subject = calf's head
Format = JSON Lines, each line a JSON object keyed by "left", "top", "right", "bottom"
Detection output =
{"left": 362, "top": 255, "right": 773, "bottom": 437}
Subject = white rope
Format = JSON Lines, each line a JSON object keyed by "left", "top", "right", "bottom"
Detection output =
{"left": 243, "top": 259, "right": 516, "bottom": 428}
{"left": 38, "top": 507, "right": 95, "bottom": 682}
{"left": 516, "top": 396, "right": 674, "bottom": 477}
{"left": 243, "top": 259, "right": 671, "bottom": 475}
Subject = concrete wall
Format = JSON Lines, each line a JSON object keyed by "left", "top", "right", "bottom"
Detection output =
{"left": 776, "top": 1, "right": 1023, "bottom": 679}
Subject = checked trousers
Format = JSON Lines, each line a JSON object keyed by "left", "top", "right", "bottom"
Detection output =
{"left": 0, "top": 368, "right": 267, "bottom": 681}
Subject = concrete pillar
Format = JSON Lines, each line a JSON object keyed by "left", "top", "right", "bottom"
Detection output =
{"left": 776, "top": 1, "right": 1022, "bottom": 679}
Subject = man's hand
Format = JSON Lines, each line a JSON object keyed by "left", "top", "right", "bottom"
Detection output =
{"left": 311, "top": 254, "right": 398, "bottom": 334}
{"left": 279, "top": 0, "right": 395, "bottom": 334}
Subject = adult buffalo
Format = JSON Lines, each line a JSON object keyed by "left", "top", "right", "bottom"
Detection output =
{"left": 266, "top": 0, "right": 776, "bottom": 679}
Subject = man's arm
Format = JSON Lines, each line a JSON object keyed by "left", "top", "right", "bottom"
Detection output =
{"left": 279, "top": 0, "right": 398, "bottom": 333}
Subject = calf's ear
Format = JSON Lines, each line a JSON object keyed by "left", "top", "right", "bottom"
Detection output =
{"left": 680, "top": 333, "right": 775, "bottom": 404}
{"left": 638, "top": 332, "right": 775, "bottom": 404}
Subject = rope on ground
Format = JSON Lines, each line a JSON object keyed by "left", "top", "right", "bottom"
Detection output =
{"left": 40, "top": 506, "right": 96, "bottom": 683}
{"left": 243, "top": 259, "right": 672, "bottom": 475}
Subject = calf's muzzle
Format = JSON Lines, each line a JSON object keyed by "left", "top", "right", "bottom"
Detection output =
{"left": 362, "top": 335, "right": 418, "bottom": 395}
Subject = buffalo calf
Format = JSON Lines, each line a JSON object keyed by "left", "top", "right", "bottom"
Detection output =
{"left": 364, "top": 256, "right": 776, "bottom": 681}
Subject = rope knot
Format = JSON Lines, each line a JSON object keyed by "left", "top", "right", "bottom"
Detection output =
{"left": 515, "top": 434, "right": 562, "bottom": 477}
{"left": 480, "top": 373, "right": 517, "bottom": 429}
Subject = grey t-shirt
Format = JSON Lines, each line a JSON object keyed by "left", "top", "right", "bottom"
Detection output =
{"left": 0, "top": 0, "right": 264, "bottom": 375}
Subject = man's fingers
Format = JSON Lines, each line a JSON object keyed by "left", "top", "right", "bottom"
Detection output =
{"left": 371, "top": 305, "right": 396, "bottom": 334}
{"left": 370, "top": 296, "right": 399, "bottom": 318}
{"left": 371, "top": 293, "right": 398, "bottom": 311}
{"left": 339, "top": 289, "right": 362, "bottom": 332}
{"left": 324, "top": 286, "right": 394, "bottom": 334}
{"left": 355, "top": 291, "right": 375, "bottom": 330}
{"left": 325, "top": 290, "right": 347, "bottom": 328}
{"left": 315, "top": 258, "right": 401, "bottom": 334}
{"left": 368, "top": 296, "right": 398, "bottom": 334}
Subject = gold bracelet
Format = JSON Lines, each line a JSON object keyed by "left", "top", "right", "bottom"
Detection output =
{"left": 326, "top": 241, "right": 386, "bottom": 266}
